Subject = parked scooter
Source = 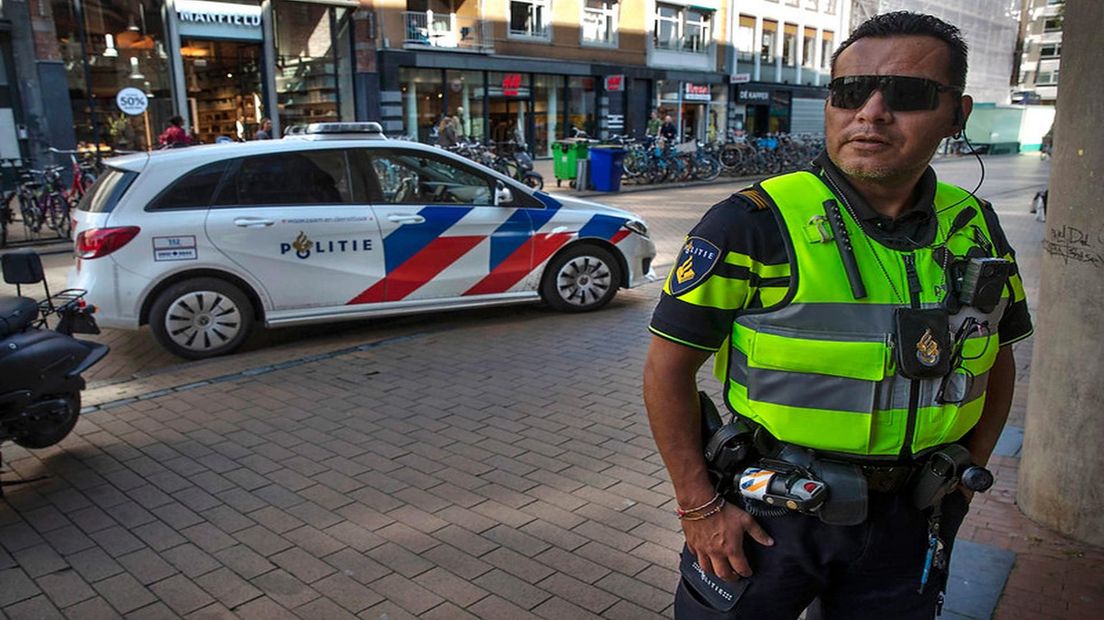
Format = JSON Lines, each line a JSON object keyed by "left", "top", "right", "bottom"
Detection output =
{"left": 1, "top": 249, "right": 107, "bottom": 491}
{"left": 495, "top": 141, "right": 544, "bottom": 190}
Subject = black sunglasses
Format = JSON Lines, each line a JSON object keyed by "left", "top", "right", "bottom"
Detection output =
{"left": 829, "top": 75, "right": 962, "bottom": 111}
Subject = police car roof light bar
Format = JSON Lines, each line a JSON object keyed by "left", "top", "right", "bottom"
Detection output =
{"left": 301, "top": 122, "right": 386, "bottom": 138}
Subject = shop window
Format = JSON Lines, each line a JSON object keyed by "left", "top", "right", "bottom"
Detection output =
{"left": 736, "top": 16, "right": 755, "bottom": 62}
{"left": 370, "top": 152, "right": 492, "bottom": 206}
{"left": 52, "top": 0, "right": 172, "bottom": 151}
{"left": 567, "top": 76, "right": 596, "bottom": 139}
{"left": 582, "top": 0, "right": 618, "bottom": 46}
{"left": 533, "top": 74, "right": 562, "bottom": 157}
{"left": 510, "top": 0, "right": 550, "bottom": 39}
{"left": 654, "top": 3, "right": 712, "bottom": 54}
{"left": 446, "top": 70, "right": 485, "bottom": 142}
{"left": 274, "top": 1, "right": 351, "bottom": 133}
{"left": 182, "top": 39, "right": 264, "bottom": 144}
{"left": 149, "top": 161, "right": 229, "bottom": 211}
{"left": 400, "top": 68, "right": 445, "bottom": 143}
{"left": 762, "top": 20, "right": 778, "bottom": 64}
{"left": 216, "top": 151, "right": 352, "bottom": 206}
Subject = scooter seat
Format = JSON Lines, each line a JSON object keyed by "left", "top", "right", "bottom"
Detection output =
{"left": 0, "top": 295, "right": 38, "bottom": 337}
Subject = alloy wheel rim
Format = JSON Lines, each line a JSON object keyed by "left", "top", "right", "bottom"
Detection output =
{"left": 165, "top": 290, "right": 242, "bottom": 352}
{"left": 556, "top": 255, "right": 612, "bottom": 307}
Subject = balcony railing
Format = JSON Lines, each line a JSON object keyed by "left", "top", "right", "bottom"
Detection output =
{"left": 402, "top": 11, "right": 492, "bottom": 52}
{"left": 654, "top": 36, "right": 712, "bottom": 55}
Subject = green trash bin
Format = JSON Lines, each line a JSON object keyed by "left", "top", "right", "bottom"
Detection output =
{"left": 553, "top": 140, "right": 590, "bottom": 187}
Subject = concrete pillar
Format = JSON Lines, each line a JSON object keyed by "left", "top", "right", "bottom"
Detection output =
{"left": 1018, "top": 0, "right": 1104, "bottom": 547}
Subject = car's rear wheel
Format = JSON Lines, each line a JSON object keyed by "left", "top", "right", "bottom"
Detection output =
{"left": 541, "top": 244, "right": 621, "bottom": 312}
{"left": 150, "top": 277, "right": 254, "bottom": 359}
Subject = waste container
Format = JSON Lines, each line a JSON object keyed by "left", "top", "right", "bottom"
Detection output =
{"left": 588, "top": 146, "right": 627, "bottom": 192}
{"left": 553, "top": 140, "right": 590, "bottom": 186}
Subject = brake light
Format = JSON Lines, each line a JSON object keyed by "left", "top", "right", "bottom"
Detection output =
{"left": 76, "top": 226, "right": 141, "bottom": 259}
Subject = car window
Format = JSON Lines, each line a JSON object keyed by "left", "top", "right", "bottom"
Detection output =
{"left": 79, "top": 168, "right": 137, "bottom": 213}
{"left": 147, "top": 161, "right": 228, "bottom": 211}
{"left": 369, "top": 151, "right": 493, "bottom": 206}
{"left": 214, "top": 150, "right": 353, "bottom": 206}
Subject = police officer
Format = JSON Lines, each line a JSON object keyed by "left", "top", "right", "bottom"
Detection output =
{"left": 643, "top": 12, "right": 1032, "bottom": 619}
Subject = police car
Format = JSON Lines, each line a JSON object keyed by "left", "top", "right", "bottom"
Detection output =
{"left": 68, "top": 123, "right": 657, "bottom": 359}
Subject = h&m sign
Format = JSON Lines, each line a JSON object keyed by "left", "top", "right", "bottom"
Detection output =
{"left": 176, "top": 0, "right": 263, "bottom": 41}
{"left": 683, "top": 83, "right": 711, "bottom": 102}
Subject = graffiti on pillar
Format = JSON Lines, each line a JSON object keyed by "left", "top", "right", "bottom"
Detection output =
{"left": 1043, "top": 225, "right": 1104, "bottom": 268}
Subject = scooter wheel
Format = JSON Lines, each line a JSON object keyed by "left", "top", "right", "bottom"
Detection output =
{"left": 523, "top": 173, "right": 544, "bottom": 191}
{"left": 14, "top": 392, "right": 80, "bottom": 449}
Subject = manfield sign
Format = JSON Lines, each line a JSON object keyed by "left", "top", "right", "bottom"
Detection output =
{"left": 176, "top": 0, "right": 263, "bottom": 41}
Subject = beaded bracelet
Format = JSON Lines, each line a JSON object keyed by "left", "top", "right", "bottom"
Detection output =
{"left": 675, "top": 493, "right": 722, "bottom": 519}
{"left": 680, "top": 499, "right": 726, "bottom": 521}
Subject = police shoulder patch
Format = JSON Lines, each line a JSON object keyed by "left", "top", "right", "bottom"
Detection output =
{"left": 668, "top": 236, "right": 722, "bottom": 296}
{"left": 737, "top": 187, "right": 771, "bottom": 211}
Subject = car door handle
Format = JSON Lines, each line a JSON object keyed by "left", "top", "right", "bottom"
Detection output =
{"left": 233, "top": 217, "right": 275, "bottom": 228}
{"left": 387, "top": 214, "right": 426, "bottom": 224}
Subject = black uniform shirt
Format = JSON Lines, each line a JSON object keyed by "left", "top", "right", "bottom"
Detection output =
{"left": 649, "top": 153, "right": 1034, "bottom": 351}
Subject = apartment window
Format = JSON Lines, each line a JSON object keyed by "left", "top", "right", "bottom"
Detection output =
{"left": 804, "top": 0, "right": 818, "bottom": 10}
{"left": 1043, "top": 17, "right": 1062, "bottom": 32}
{"left": 1046, "top": 0, "right": 1064, "bottom": 5}
{"left": 761, "top": 20, "right": 778, "bottom": 63}
{"left": 654, "top": 3, "right": 712, "bottom": 53}
{"left": 803, "top": 27, "right": 816, "bottom": 68}
{"left": 782, "top": 24, "right": 798, "bottom": 66}
{"left": 1039, "top": 43, "right": 1061, "bottom": 58}
{"left": 821, "top": 30, "right": 834, "bottom": 69}
{"left": 736, "top": 15, "right": 755, "bottom": 61}
{"left": 1036, "top": 70, "right": 1059, "bottom": 85}
{"left": 824, "top": 0, "right": 838, "bottom": 15}
{"left": 786, "top": 0, "right": 799, "bottom": 6}
{"left": 582, "top": 0, "right": 618, "bottom": 46}
{"left": 510, "top": 0, "right": 550, "bottom": 38}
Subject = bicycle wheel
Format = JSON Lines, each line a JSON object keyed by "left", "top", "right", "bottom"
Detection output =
{"left": 19, "top": 193, "right": 43, "bottom": 233}
{"left": 45, "top": 193, "right": 70, "bottom": 238}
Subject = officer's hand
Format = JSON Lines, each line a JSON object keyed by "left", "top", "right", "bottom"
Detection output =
{"left": 683, "top": 503, "right": 773, "bottom": 581}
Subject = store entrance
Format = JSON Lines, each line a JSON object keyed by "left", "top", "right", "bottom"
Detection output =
{"left": 182, "top": 39, "right": 265, "bottom": 144}
{"left": 489, "top": 98, "right": 529, "bottom": 152}
{"left": 745, "top": 104, "right": 770, "bottom": 137}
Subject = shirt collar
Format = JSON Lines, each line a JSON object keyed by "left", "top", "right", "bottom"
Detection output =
{"left": 812, "top": 151, "right": 938, "bottom": 247}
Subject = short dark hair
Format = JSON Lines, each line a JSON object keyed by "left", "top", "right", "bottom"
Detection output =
{"left": 831, "top": 11, "right": 969, "bottom": 88}
{"left": 169, "top": 115, "right": 184, "bottom": 127}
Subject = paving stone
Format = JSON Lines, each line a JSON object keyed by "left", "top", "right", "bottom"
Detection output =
{"left": 3, "top": 593, "right": 64, "bottom": 619}
{"left": 358, "top": 599, "right": 421, "bottom": 620}
{"left": 282, "top": 525, "right": 344, "bottom": 557}
{"left": 215, "top": 488, "right": 268, "bottom": 514}
{"left": 212, "top": 545, "right": 275, "bottom": 581}
{"left": 416, "top": 567, "right": 490, "bottom": 607}
{"left": 200, "top": 505, "right": 255, "bottom": 534}
{"left": 65, "top": 547, "right": 125, "bottom": 583}
{"left": 181, "top": 522, "right": 237, "bottom": 554}
{"left": 60, "top": 595, "right": 118, "bottom": 620}
{"left": 251, "top": 569, "right": 320, "bottom": 609}
{"left": 422, "top": 544, "right": 494, "bottom": 581}
{"left": 595, "top": 571, "right": 671, "bottom": 611}
{"left": 367, "top": 572, "right": 444, "bottom": 616}
{"left": 88, "top": 526, "right": 146, "bottom": 558}
{"left": 124, "top": 601, "right": 177, "bottom": 620}
{"left": 364, "top": 542, "right": 433, "bottom": 579}
{"left": 602, "top": 598, "right": 668, "bottom": 620}
{"left": 1, "top": 522, "right": 47, "bottom": 553}
{"left": 482, "top": 547, "right": 556, "bottom": 584}
{"left": 118, "top": 548, "right": 178, "bottom": 586}
{"left": 293, "top": 596, "right": 355, "bottom": 620}
{"left": 149, "top": 573, "right": 216, "bottom": 615}
{"left": 234, "top": 595, "right": 300, "bottom": 620}
{"left": 321, "top": 522, "right": 384, "bottom": 553}
{"left": 433, "top": 525, "right": 498, "bottom": 557}
{"left": 473, "top": 568, "right": 552, "bottom": 610}
{"left": 483, "top": 524, "right": 552, "bottom": 557}
{"left": 322, "top": 548, "right": 390, "bottom": 585}
{"left": 194, "top": 567, "right": 263, "bottom": 610}
{"left": 13, "top": 543, "right": 68, "bottom": 578}
{"left": 312, "top": 572, "right": 383, "bottom": 614}
{"left": 36, "top": 569, "right": 97, "bottom": 608}
{"left": 151, "top": 502, "right": 205, "bottom": 531}
{"left": 93, "top": 572, "right": 156, "bottom": 614}
{"left": 574, "top": 541, "right": 649, "bottom": 576}
{"left": 538, "top": 571, "right": 619, "bottom": 613}
{"left": 21, "top": 506, "right": 72, "bottom": 535}
{"left": 376, "top": 522, "right": 438, "bottom": 554}
{"left": 270, "top": 547, "right": 336, "bottom": 584}
{"left": 0, "top": 567, "right": 40, "bottom": 607}
{"left": 466, "top": 593, "right": 544, "bottom": 620}
{"left": 131, "top": 520, "right": 188, "bottom": 552}
{"left": 233, "top": 525, "right": 293, "bottom": 558}
{"left": 532, "top": 595, "right": 605, "bottom": 620}
{"left": 247, "top": 507, "right": 303, "bottom": 535}
{"left": 184, "top": 601, "right": 239, "bottom": 619}
{"left": 127, "top": 485, "right": 175, "bottom": 511}
{"left": 161, "top": 544, "right": 221, "bottom": 579}
{"left": 421, "top": 601, "right": 482, "bottom": 620}
{"left": 285, "top": 502, "right": 343, "bottom": 530}
{"left": 41, "top": 526, "right": 96, "bottom": 557}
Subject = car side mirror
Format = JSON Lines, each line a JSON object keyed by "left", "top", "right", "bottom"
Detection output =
{"left": 494, "top": 181, "right": 514, "bottom": 205}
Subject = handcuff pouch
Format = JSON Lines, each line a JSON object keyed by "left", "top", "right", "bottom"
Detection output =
{"left": 809, "top": 460, "right": 868, "bottom": 526}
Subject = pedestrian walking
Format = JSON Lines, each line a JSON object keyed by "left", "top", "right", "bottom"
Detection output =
{"left": 435, "top": 116, "right": 458, "bottom": 148}
{"left": 157, "top": 116, "right": 191, "bottom": 148}
{"left": 660, "top": 115, "right": 677, "bottom": 143}
{"left": 643, "top": 11, "right": 1033, "bottom": 619}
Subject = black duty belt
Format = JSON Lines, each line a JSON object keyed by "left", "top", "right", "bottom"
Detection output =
{"left": 861, "top": 464, "right": 918, "bottom": 494}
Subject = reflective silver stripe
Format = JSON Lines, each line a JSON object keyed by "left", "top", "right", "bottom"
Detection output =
{"left": 730, "top": 348, "right": 879, "bottom": 414}
{"left": 875, "top": 374, "right": 913, "bottom": 411}
{"left": 738, "top": 302, "right": 900, "bottom": 334}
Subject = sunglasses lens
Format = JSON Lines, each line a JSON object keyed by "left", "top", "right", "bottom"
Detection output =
{"left": 830, "top": 76, "right": 945, "bottom": 111}
{"left": 830, "top": 78, "right": 877, "bottom": 109}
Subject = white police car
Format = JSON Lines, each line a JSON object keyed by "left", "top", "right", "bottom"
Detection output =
{"left": 68, "top": 123, "right": 656, "bottom": 359}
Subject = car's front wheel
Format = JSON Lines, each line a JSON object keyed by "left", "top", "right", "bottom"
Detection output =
{"left": 150, "top": 277, "right": 255, "bottom": 359}
{"left": 541, "top": 244, "right": 621, "bottom": 312}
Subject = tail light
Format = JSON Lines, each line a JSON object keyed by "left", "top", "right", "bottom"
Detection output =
{"left": 76, "top": 226, "right": 141, "bottom": 259}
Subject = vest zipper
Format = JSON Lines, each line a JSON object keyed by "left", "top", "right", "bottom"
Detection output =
{"left": 901, "top": 253, "right": 922, "bottom": 460}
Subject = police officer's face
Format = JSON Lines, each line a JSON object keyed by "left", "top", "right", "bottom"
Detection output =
{"left": 826, "top": 35, "right": 971, "bottom": 184}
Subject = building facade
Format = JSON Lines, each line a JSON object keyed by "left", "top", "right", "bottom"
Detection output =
{"left": 725, "top": 0, "right": 848, "bottom": 137}
{"left": 1013, "top": 0, "right": 1062, "bottom": 104}
{"left": 2, "top": 0, "right": 853, "bottom": 165}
